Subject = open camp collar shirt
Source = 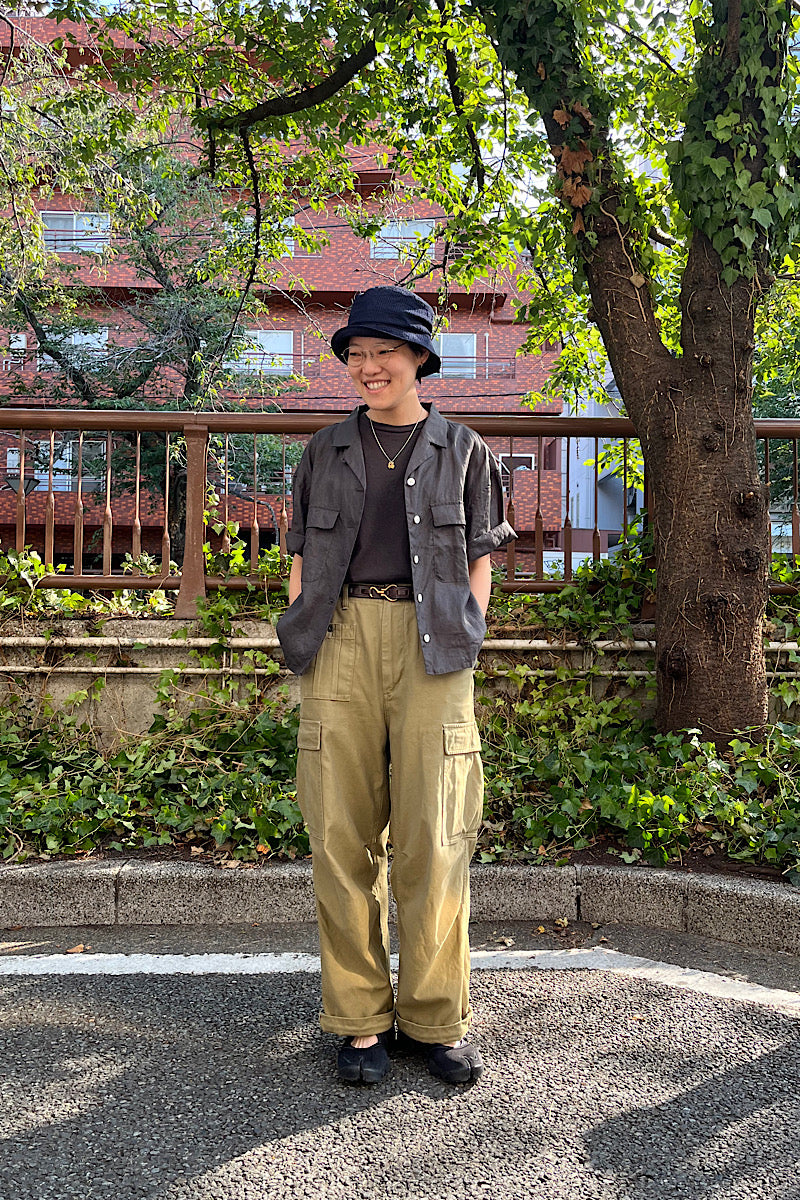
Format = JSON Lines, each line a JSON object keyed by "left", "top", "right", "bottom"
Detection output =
{"left": 277, "top": 404, "right": 516, "bottom": 676}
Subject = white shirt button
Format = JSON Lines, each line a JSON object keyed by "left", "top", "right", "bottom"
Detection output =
{"left": 423, "top": 634, "right": 431, "bottom": 643}
{"left": 413, "top": 515, "right": 420, "bottom": 524}
{"left": 417, "top": 593, "right": 423, "bottom": 602}
{"left": 413, "top": 555, "right": 419, "bottom": 564}
{"left": 407, "top": 476, "right": 415, "bottom": 486}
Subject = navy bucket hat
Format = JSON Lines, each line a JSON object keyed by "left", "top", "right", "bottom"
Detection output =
{"left": 330, "top": 286, "right": 441, "bottom": 377}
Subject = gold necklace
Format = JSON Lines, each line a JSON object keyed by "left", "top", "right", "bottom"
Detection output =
{"left": 367, "top": 416, "right": 420, "bottom": 469}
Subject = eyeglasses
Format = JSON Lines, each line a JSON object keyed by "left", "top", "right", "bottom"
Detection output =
{"left": 342, "top": 342, "right": 407, "bottom": 370}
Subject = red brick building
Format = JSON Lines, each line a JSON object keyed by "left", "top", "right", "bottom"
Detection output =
{"left": 0, "top": 18, "right": 562, "bottom": 564}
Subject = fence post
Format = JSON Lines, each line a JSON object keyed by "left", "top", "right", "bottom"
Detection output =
{"left": 175, "top": 423, "right": 208, "bottom": 619}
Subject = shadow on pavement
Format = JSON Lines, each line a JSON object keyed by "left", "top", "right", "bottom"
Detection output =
{"left": 2, "top": 969, "right": 799, "bottom": 1199}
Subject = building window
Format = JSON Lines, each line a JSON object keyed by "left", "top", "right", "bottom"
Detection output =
{"left": 371, "top": 219, "right": 435, "bottom": 259}
{"left": 497, "top": 445, "right": 557, "bottom": 482}
{"left": 3, "top": 333, "right": 27, "bottom": 370}
{"left": 497, "top": 453, "right": 536, "bottom": 486}
{"left": 41, "top": 211, "right": 111, "bottom": 254}
{"left": 230, "top": 330, "right": 295, "bottom": 375}
{"left": 7, "top": 437, "right": 106, "bottom": 492}
{"left": 433, "top": 332, "right": 477, "bottom": 379}
{"left": 37, "top": 328, "right": 109, "bottom": 371}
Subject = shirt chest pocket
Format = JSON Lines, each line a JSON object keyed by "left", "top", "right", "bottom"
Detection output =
{"left": 301, "top": 506, "right": 340, "bottom": 581}
{"left": 430, "top": 502, "right": 468, "bottom": 582}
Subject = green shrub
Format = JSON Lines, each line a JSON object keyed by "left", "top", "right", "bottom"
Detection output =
{"left": 477, "top": 660, "right": 800, "bottom": 880}
{"left": 0, "top": 663, "right": 305, "bottom": 863}
{"left": 2, "top": 526, "right": 800, "bottom": 880}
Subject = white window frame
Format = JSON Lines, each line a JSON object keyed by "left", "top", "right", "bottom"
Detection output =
{"left": 229, "top": 330, "right": 295, "bottom": 376}
{"left": 7, "top": 437, "right": 106, "bottom": 492}
{"left": 497, "top": 452, "right": 537, "bottom": 485}
{"left": 37, "top": 328, "right": 109, "bottom": 372}
{"left": 3, "top": 332, "right": 27, "bottom": 371}
{"left": 41, "top": 210, "right": 111, "bottom": 254}
{"left": 371, "top": 219, "right": 436, "bottom": 260}
{"left": 433, "top": 332, "right": 477, "bottom": 379}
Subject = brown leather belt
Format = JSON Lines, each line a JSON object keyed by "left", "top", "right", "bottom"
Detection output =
{"left": 347, "top": 583, "right": 414, "bottom": 602}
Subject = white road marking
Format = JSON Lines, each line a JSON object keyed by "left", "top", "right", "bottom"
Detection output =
{"left": 473, "top": 948, "right": 800, "bottom": 1013}
{"left": 0, "top": 951, "right": 323, "bottom": 975}
{"left": 0, "top": 946, "right": 797, "bottom": 1013}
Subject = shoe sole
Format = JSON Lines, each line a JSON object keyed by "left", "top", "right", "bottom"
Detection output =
{"left": 428, "top": 1061, "right": 483, "bottom": 1084}
{"left": 338, "top": 1063, "right": 389, "bottom": 1084}
{"left": 397, "top": 1034, "right": 484, "bottom": 1084}
{"left": 337, "top": 1038, "right": 392, "bottom": 1084}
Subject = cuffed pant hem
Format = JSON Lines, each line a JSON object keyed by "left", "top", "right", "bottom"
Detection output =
{"left": 319, "top": 1008, "right": 396, "bottom": 1037}
{"left": 396, "top": 1009, "right": 472, "bottom": 1044}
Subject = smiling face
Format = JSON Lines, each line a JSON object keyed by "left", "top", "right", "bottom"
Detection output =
{"left": 344, "top": 336, "right": 430, "bottom": 425}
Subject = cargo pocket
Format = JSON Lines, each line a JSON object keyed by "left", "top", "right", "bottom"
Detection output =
{"left": 441, "top": 721, "right": 484, "bottom": 845}
{"left": 296, "top": 718, "right": 324, "bottom": 842}
{"left": 305, "top": 622, "right": 356, "bottom": 701}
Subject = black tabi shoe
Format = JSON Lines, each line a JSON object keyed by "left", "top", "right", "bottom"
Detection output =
{"left": 337, "top": 1029, "right": 394, "bottom": 1084}
{"left": 397, "top": 1031, "right": 484, "bottom": 1084}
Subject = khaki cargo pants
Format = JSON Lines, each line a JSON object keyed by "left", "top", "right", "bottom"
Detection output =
{"left": 296, "top": 594, "right": 483, "bottom": 1043}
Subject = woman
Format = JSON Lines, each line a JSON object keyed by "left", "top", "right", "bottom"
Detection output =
{"left": 277, "top": 286, "right": 515, "bottom": 1085}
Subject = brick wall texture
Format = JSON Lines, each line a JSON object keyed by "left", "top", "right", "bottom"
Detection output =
{"left": 0, "top": 19, "right": 566, "bottom": 559}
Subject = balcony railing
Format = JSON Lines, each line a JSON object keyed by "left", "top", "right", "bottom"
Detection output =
{"left": 2, "top": 350, "right": 324, "bottom": 380}
{"left": 431, "top": 357, "right": 518, "bottom": 380}
{"left": 0, "top": 409, "right": 798, "bottom": 616}
{"left": 0, "top": 350, "right": 521, "bottom": 385}
{"left": 223, "top": 351, "right": 323, "bottom": 378}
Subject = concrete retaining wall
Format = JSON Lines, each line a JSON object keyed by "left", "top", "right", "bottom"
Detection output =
{"left": 1, "top": 860, "right": 797, "bottom": 956}
{"left": 0, "top": 617, "right": 664, "bottom": 741}
{"left": 1, "top": 618, "right": 797, "bottom": 743}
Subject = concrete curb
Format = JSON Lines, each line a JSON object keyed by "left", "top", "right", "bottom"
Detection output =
{"left": 0, "top": 860, "right": 798, "bottom": 956}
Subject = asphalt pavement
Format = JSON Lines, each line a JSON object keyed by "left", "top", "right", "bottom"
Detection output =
{"left": 1, "top": 921, "right": 799, "bottom": 1200}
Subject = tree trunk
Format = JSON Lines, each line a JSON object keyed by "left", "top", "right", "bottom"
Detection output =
{"left": 581, "top": 224, "right": 769, "bottom": 740}
{"left": 646, "top": 234, "right": 769, "bottom": 738}
{"left": 480, "top": 0, "right": 774, "bottom": 742}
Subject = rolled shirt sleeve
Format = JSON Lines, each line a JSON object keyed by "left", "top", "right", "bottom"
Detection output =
{"left": 464, "top": 439, "right": 517, "bottom": 560}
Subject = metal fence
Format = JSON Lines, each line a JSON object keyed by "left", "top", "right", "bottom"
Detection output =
{"left": 0, "top": 408, "right": 798, "bottom": 617}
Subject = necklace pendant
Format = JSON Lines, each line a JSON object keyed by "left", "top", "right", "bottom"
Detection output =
{"left": 387, "top": 460, "right": 395, "bottom": 469}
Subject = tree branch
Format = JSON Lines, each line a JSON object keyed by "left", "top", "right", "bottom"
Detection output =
{"left": 137, "top": 237, "right": 177, "bottom": 292}
{"left": 434, "top": 0, "right": 485, "bottom": 192}
{"left": 133, "top": 233, "right": 213, "bottom": 403}
{"left": 607, "top": 19, "right": 680, "bottom": 76}
{"left": 442, "top": 46, "right": 485, "bottom": 191}
{"left": 203, "top": 128, "right": 263, "bottom": 386}
{"left": 397, "top": 254, "right": 448, "bottom": 286}
{"left": 14, "top": 290, "right": 98, "bottom": 408}
{"left": 484, "top": 0, "right": 677, "bottom": 433}
{"left": 0, "top": 11, "right": 15, "bottom": 91}
{"left": 207, "top": 40, "right": 378, "bottom": 133}
{"left": 724, "top": 0, "right": 742, "bottom": 61}
{"left": 112, "top": 357, "right": 161, "bottom": 400}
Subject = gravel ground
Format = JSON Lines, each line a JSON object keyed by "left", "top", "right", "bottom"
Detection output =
{"left": 2, "top": 965, "right": 799, "bottom": 1200}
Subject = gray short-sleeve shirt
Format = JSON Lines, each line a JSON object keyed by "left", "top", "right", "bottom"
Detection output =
{"left": 278, "top": 403, "right": 516, "bottom": 676}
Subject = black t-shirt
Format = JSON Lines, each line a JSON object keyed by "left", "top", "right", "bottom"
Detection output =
{"left": 346, "top": 412, "right": 424, "bottom": 584}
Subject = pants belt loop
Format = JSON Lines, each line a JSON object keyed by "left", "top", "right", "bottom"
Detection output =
{"left": 341, "top": 583, "right": 349, "bottom": 609}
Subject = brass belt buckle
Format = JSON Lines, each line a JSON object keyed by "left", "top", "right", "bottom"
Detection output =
{"left": 368, "top": 584, "right": 397, "bottom": 602}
